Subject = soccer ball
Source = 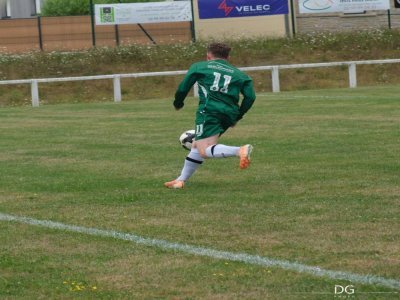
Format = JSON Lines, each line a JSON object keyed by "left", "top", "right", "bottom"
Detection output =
{"left": 179, "top": 129, "right": 195, "bottom": 150}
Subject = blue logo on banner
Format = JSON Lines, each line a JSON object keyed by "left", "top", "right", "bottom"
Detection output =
{"left": 198, "top": 0, "right": 288, "bottom": 19}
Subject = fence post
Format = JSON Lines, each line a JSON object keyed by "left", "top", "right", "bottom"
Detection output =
{"left": 271, "top": 66, "right": 280, "bottom": 93}
{"left": 37, "top": 16, "right": 43, "bottom": 51}
{"left": 113, "top": 75, "right": 122, "bottom": 102}
{"left": 89, "top": 0, "right": 96, "bottom": 47}
{"left": 115, "top": 0, "right": 121, "bottom": 45}
{"left": 115, "top": 25, "right": 120, "bottom": 46}
{"left": 289, "top": 0, "right": 296, "bottom": 36}
{"left": 190, "top": 0, "right": 196, "bottom": 42}
{"left": 348, "top": 63, "right": 357, "bottom": 88}
{"left": 31, "top": 80, "right": 40, "bottom": 107}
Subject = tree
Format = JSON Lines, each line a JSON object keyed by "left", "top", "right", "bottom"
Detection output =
{"left": 41, "top": 0, "right": 163, "bottom": 16}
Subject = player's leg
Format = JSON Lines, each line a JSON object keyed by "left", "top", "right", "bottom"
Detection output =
{"left": 196, "top": 137, "right": 252, "bottom": 169}
{"left": 164, "top": 141, "right": 204, "bottom": 189}
{"left": 176, "top": 144, "right": 204, "bottom": 182}
{"left": 196, "top": 116, "right": 253, "bottom": 169}
{"left": 195, "top": 135, "right": 239, "bottom": 158}
{"left": 164, "top": 113, "right": 253, "bottom": 188}
{"left": 195, "top": 115, "right": 240, "bottom": 159}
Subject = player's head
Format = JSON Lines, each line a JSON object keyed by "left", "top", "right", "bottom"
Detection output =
{"left": 207, "top": 42, "right": 231, "bottom": 60}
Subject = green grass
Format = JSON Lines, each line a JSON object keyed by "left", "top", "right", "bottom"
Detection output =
{"left": 0, "top": 86, "right": 399, "bottom": 299}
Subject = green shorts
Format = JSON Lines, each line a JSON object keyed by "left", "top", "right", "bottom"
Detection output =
{"left": 194, "top": 110, "right": 238, "bottom": 140}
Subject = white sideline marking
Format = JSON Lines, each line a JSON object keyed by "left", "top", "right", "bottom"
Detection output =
{"left": 258, "top": 93, "right": 369, "bottom": 99}
{"left": 1, "top": 212, "right": 399, "bottom": 290}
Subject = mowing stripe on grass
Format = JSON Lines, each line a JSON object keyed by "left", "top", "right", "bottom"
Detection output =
{"left": 1, "top": 212, "right": 399, "bottom": 290}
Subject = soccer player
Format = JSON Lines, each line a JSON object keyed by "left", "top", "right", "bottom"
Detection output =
{"left": 164, "top": 42, "right": 256, "bottom": 189}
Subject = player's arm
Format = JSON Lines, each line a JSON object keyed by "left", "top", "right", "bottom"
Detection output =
{"left": 173, "top": 64, "right": 198, "bottom": 110}
{"left": 237, "top": 78, "right": 256, "bottom": 121}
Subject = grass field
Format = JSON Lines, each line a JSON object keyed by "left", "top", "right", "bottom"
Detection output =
{"left": 0, "top": 86, "right": 399, "bottom": 299}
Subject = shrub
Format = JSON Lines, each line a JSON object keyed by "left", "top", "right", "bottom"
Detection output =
{"left": 41, "top": 0, "right": 163, "bottom": 16}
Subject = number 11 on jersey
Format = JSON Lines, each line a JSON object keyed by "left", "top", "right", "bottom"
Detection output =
{"left": 210, "top": 72, "right": 232, "bottom": 94}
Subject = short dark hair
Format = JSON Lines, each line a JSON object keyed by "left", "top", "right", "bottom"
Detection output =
{"left": 207, "top": 42, "right": 231, "bottom": 59}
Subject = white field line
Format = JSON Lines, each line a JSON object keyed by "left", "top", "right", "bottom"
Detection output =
{"left": 1, "top": 212, "right": 399, "bottom": 290}
{"left": 256, "top": 94, "right": 370, "bottom": 99}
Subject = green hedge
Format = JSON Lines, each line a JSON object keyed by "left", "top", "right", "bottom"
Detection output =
{"left": 41, "top": 0, "right": 164, "bottom": 16}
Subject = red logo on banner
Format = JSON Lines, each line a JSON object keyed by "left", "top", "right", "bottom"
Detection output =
{"left": 218, "top": 0, "right": 234, "bottom": 16}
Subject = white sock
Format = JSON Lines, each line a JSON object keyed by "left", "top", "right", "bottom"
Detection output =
{"left": 205, "top": 144, "right": 240, "bottom": 158}
{"left": 176, "top": 148, "right": 204, "bottom": 181}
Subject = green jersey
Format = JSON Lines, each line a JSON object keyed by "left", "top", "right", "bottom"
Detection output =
{"left": 174, "top": 59, "right": 256, "bottom": 139}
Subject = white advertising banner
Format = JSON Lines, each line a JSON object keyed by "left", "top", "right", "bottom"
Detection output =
{"left": 95, "top": 1, "right": 192, "bottom": 25}
{"left": 299, "top": 0, "right": 390, "bottom": 14}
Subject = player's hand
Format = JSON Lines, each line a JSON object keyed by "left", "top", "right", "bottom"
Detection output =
{"left": 173, "top": 100, "right": 184, "bottom": 110}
